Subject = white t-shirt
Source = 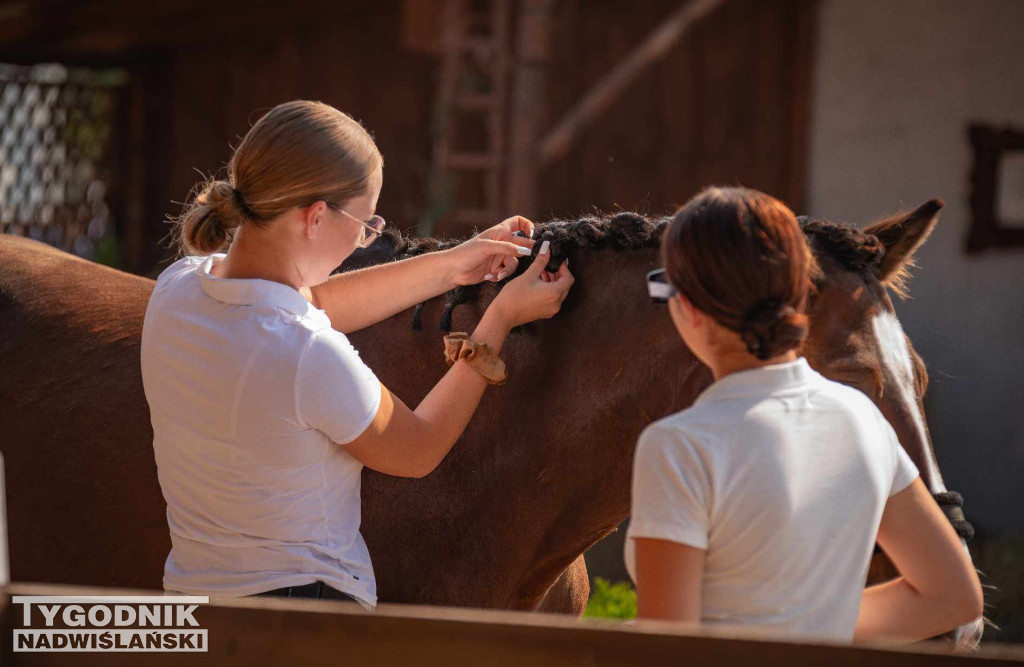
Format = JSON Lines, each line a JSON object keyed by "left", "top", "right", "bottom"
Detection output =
{"left": 140, "top": 255, "right": 382, "bottom": 607}
{"left": 625, "top": 357, "right": 918, "bottom": 643}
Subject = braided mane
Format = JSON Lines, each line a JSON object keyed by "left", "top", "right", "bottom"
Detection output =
{"left": 798, "top": 217, "right": 886, "bottom": 274}
{"left": 382, "top": 211, "right": 668, "bottom": 262}
{"left": 356, "top": 212, "right": 887, "bottom": 330}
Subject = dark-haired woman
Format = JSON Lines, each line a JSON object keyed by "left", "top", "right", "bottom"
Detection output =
{"left": 625, "top": 187, "right": 981, "bottom": 643}
{"left": 142, "top": 100, "right": 572, "bottom": 606}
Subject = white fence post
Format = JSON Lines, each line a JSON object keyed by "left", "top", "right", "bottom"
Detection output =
{"left": 0, "top": 452, "right": 8, "bottom": 587}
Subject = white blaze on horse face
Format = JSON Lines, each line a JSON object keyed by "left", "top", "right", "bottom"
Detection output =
{"left": 870, "top": 310, "right": 931, "bottom": 475}
{"left": 872, "top": 310, "right": 982, "bottom": 648}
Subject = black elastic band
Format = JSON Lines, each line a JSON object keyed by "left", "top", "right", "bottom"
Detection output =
{"left": 933, "top": 491, "right": 964, "bottom": 507}
{"left": 933, "top": 490, "right": 975, "bottom": 541}
{"left": 233, "top": 188, "right": 262, "bottom": 221}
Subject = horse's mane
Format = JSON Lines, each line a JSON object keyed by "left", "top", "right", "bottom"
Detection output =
{"left": 363, "top": 212, "right": 886, "bottom": 330}
{"left": 380, "top": 211, "right": 669, "bottom": 262}
{"left": 358, "top": 213, "right": 668, "bottom": 331}
{"left": 798, "top": 217, "right": 886, "bottom": 275}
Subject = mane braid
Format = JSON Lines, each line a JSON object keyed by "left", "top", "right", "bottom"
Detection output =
{"left": 798, "top": 218, "right": 886, "bottom": 275}
{"left": 370, "top": 213, "right": 897, "bottom": 331}
{"left": 374, "top": 212, "right": 671, "bottom": 331}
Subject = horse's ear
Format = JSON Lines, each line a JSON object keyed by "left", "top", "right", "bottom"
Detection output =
{"left": 863, "top": 199, "right": 942, "bottom": 298}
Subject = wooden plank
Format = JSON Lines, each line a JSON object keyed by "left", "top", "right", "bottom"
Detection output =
{"left": 448, "top": 152, "right": 501, "bottom": 170}
{"left": 455, "top": 93, "right": 500, "bottom": 110}
{"left": 0, "top": 455, "right": 7, "bottom": 588}
{"left": 401, "top": 0, "right": 444, "bottom": 55}
{"left": 0, "top": 0, "right": 372, "bottom": 61}
{"left": 451, "top": 208, "right": 499, "bottom": 225}
{"left": 537, "top": 0, "right": 725, "bottom": 168}
{"left": 782, "top": 0, "right": 819, "bottom": 212}
{"left": 3, "top": 583, "right": 1024, "bottom": 666}
{"left": 505, "top": 0, "right": 554, "bottom": 217}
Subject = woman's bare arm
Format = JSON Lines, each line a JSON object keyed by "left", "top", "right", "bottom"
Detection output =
{"left": 309, "top": 217, "right": 534, "bottom": 334}
{"left": 854, "top": 479, "right": 983, "bottom": 644}
{"left": 633, "top": 537, "right": 705, "bottom": 622}
{"left": 342, "top": 248, "right": 572, "bottom": 478}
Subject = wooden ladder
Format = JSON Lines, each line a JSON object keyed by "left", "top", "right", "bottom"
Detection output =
{"left": 425, "top": 0, "right": 511, "bottom": 235}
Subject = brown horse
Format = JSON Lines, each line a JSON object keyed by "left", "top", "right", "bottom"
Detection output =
{"left": 0, "top": 200, "right": 979, "bottom": 646}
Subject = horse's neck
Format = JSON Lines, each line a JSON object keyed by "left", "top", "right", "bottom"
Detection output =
{"left": 354, "top": 242, "right": 709, "bottom": 607}
{"left": 446, "top": 248, "right": 708, "bottom": 605}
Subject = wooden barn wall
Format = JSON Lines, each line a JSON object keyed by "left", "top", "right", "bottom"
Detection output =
{"left": 143, "top": 0, "right": 814, "bottom": 272}
{"left": 0, "top": 0, "right": 816, "bottom": 273}
{"left": 537, "top": 0, "right": 816, "bottom": 222}
{"left": 138, "top": 0, "right": 436, "bottom": 274}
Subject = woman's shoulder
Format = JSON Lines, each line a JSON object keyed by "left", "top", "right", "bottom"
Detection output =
{"left": 638, "top": 406, "right": 715, "bottom": 453}
{"left": 297, "top": 327, "right": 375, "bottom": 380}
{"left": 806, "top": 369, "right": 882, "bottom": 415}
{"left": 155, "top": 255, "right": 206, "bottom": 286}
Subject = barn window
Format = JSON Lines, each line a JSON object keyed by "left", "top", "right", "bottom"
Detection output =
{"left": 0, "top": 63, "right": 127, "bottom": 265}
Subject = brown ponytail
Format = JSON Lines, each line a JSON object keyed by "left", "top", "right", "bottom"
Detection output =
{"left": 173, "top": 100, "right": 383, "bottom": 256}
{"left": 662, "top": 186, "right": 810, "bottom": 360}
{"left": 176, "top": 180, "right": 246, "bottom": 255}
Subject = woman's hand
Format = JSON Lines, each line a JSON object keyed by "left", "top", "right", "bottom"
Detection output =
{"left": 489, "top": 241, "right": 574, "bottom": 329}
{"left": 444, "top": 216, "right": 536, "bottom": 286}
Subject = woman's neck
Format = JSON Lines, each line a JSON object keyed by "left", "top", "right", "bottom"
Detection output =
{"left": 707, "top": 349, "right": 799, "bottom": 381}
{"left": 211, "top": 227, "right": 304, "bottom": 290}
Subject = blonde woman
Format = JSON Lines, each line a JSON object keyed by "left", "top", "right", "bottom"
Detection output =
{"left": 142, "top": 100, "right": 573, "bottom": 606}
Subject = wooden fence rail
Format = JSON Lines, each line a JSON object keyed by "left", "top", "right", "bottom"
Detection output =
{"left": 3, "top": 582, "right": 1024, "bottom": 666}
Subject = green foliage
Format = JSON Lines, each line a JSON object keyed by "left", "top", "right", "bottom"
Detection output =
{"left": 583, "top": 578, "right": 637, "bottom": 620}
{"left": 93, "top": 234, "right": 122, "bottom": 269}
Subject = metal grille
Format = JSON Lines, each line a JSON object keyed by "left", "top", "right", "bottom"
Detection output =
{"left": 0, "top": 63, "right": 126, "bottom": 262}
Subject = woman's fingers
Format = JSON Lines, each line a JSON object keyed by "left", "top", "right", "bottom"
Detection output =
{"left": 510, "top": 236, "right": 535, "bottom": 251}
{"left": 488, "top": 254, "right": 505, "bottom": 279}
{"left": 523, "top": 240, "right": 550, "bottom": 278}
{"left": 469, "top": 239, "right": 528, "bottom": 281}
{"left": 479, "top": 239, "right": 532, "bottom": 259}
{"left": 552, "top": 260, "right": 573, "bottom": 296}
{"left": 503, "top": 215, "right": 535, "bottom": 239}
{"left": 496, "top": 255, "right": 519, "bottom": 281}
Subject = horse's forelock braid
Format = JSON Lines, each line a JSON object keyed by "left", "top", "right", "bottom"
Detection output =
{"left": 800, "top": 218, "right": 885, "bottom": 274}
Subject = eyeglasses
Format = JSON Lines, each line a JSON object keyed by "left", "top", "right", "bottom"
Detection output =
{"left": 326, "top": 203, "right": 386, "bottom": 248}
{"left": 646, "top": 268, "right": 677, "bottom": 303}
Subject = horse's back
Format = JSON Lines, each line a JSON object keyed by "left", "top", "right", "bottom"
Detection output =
{"left": 0, "top": 235, "right": 167, "bottom": 590}
{"left": 0, "top": 234, "right": 154, "bottom": 318}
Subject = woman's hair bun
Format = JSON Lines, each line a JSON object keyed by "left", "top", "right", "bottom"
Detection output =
{"left": 739, "top": 299, "right": 809, "bottom": 361}
{"left": 203, "top": 180, "right": 237, "bottom": 212}
{"left": 175, "top": 179, "right": 244, "bottom": 256}
{"left": 661, "top": 187, "right": 812, "bottom": 361}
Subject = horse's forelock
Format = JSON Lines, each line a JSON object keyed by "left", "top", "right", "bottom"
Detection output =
{"left": 800, "top": 218, "right": 886, "bottom": 278}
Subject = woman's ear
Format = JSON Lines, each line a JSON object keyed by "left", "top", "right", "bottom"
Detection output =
{"left": 675, "top": 293, "right": 701, "bottom": 328}
{"left": 300, "top": 201, "right": 329, "bottom": 240}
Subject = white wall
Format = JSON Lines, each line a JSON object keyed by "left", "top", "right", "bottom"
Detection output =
{"left": 807, "top": 0, "right": 1024, "bottom": 534}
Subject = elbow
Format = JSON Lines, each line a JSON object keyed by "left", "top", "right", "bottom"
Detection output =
{"left": 405, "top": 430, "right": 452, "bottom": 479}
{"left": 387, "top": 463, "right": 433, "bottom": 479}
{"left": 405, "top": 463, "right": 434, "bottom": 480}
{"left": 940, "top": 575, "right": 985, "bottom": 630}
{"left": 958, "top": 580, "right": 985, "bottom": 626}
